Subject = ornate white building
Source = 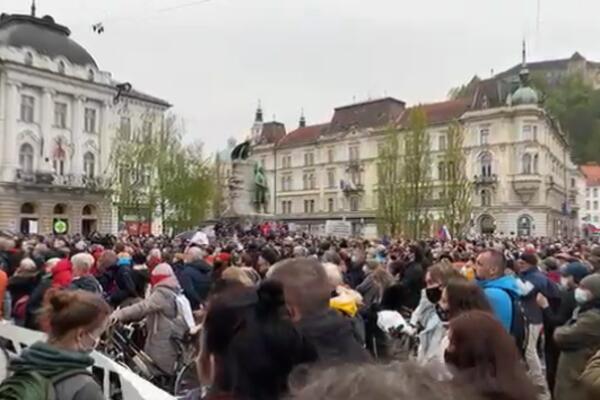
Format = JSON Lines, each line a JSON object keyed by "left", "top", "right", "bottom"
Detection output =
{"left": 0, "top": 11, "right": 170, "bottom": 235}
{"left": 249, "top": 59, "right": 583, "bottom": 237}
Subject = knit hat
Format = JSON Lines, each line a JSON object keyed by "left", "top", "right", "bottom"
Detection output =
{"left": 561, "top": 262, "right": 590, "bottom": 284}
{"left": 151, "top": 262, "right": 179, "bottom": 288}
{"left": 580, "top": 274, "right": 600, "bottom": 299}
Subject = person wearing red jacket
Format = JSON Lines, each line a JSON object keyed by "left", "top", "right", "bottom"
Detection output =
{"left": 51, "top": 258, "right": 73, "bottom": 289}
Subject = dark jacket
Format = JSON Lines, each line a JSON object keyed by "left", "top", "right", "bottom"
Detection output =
{"left": 9, "top": 341, "right": 103, "bottom": 400}
{"left": 179, "top": 260, "right": 212, "bottom": 310}
{"left": 554, "top": 301, "right": 600, "bottom": 400}
{"left": 7, "top": 274, "right": 39, "bottom": 304}
{"left": 131, "top": 265, "right": 150, "bottom": 298}
{"left": 399, "top": 261, "right": 424, "bottom": 310}
{"left": 297, "top": 309, "right": 370, "bottom": 364}
{"left": 25, "top": 273, "right": 52, "bottom": 330}
{"left": 69, "top": 275, "right": 103, "bottom": 294}
{"left": 519, "top": 266, "right": 561, "bottom": 324}
{"left": 98, "top": 264, "right": 138, "bottom": 307}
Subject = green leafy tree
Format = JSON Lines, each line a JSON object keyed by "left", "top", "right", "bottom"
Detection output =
{"left": 440, "top": 121, "right": 472, "bottom": 237}
{"left": 403, "top": 107, "right": 432, "bottom": 239}
{"left": 376, "top": 125, "right": 406, "bottom": 237}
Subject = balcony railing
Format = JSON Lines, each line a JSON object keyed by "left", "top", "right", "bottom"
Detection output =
{"left": 473, "top": 174, "right": 498, "bottom": 185}
{"left": 341, "top": 181, "right": 364, "bottom": 195}
{"left": 15, "top": 169, "right": 108, "bottom": 191}
{"left": 347, "top": 159, "right": 363, "bottom": 171}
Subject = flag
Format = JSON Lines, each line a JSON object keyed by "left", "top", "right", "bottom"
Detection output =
{"left": 438, "top": 225, "right": 452, "bottom": 241}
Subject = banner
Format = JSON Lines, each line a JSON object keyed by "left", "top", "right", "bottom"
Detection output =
{"left": 324, "top": 220, "right": 352, "bottom": 238}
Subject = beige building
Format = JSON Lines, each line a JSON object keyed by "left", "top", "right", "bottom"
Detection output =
{"left": 0, "top": 12, "right": 169, "bottom": 235}
{"left": 249, "top": 61, "right": 583, "bottom": 237}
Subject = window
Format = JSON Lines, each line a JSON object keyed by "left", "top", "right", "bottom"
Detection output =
{"left": 350, "top": 197, "right": 360, "bottom": 212}
{"left": 303, "top": 173, "right": 316, "bottom": 189}
{"left": 480, "top": 152, "right": 492, "bottom": 177}
{"left": 438, "top": 161, "right": 446, "bottom": 181}
{"left": 25, "top": 52, "right": 33, "bottom": 66}
{"left": 328, "top": 198, "right": 334, "bottom": 213}
{"left": 53, "top": 158, "right": 65, "bottom": 176}
{"left": 479, "top": 127, "right": 489, "bottom": 145}
{"left": 281, "top": 155, "right": 291, "bottom": 169}
{"left": 350, "top": 171, "right": 361, "bottom": 185}
{"left": 327, "top": 148, "right": 334, "bottom": 163}
{"left": 84, "top": 108, "right": 97, "bottom": 133}
{"left": 87, "top": 68, "right": 95, "bottom": 81}
{"left": 304, "top": 152, "right": 314, "bottom": 166}
{"left": 481, "top": 190, "right": 492, "bottom": 207}
{"left": 83, "top": 152, "right": 95, "bottom": 178}
{"left": 447, "top": 161, "right": 456, "bottom": 180}
{"left": 53, "top": 204, "right": 67, "bottom": 215}
{"left": 595, "top": 201, "right": 599, "bottom": 211}
{"left": 304, "top": 200, "right": 315, "bottom": 213}
{"left": 594, "top": 188, "right": 598, "bottom": 198}
{"left": 522, "top": 125, "right": 532, "bottom": 141}
{"left": 58, "top": 60, "right": 66, "bottom": 75}
{"left": 20, "top": 203, "right": 35, "bottom": 214}
{"left": 349, "top": 146, "right": 360, "bottom": 161}
{"left": 19, "top": 143, "right": 34, "bottom": 173}
{"left": 120, "top": 117, "right": 131, "bottom": 140}
{"left": 533, "top": 154, "right": 539, "bottom": 173}
{"left": 522, "top": 153, "right": 532, "bottom": 174}
{"left": 20, "top": 95, "right": 35, "bottom": 123}
{"left": 571, "top": 178, "right": 576, "bottom": 188}
{"left": 143, "top": 120, "right": 153, "bottom": 136}
{"left": 54, "top": 102, "right": 67, "bottom": 128}
{"left": 587, "top": 201, "right": 591, "bottom": 210}
{"left": 327, "top": 169, "right": 335, "bottom": 188}
{"left": 438, "top": 134, "right": 447, "bottom": 151}
{"left": 281, "top": 175, "right": 292, "bottom": 191}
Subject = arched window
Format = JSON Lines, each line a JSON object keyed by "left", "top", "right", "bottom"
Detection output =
{"left": 82, "top": 204, "right": 96, "bottom": 215}
{"left": 53, "top": 204, "right": 67, "bottom": 214}
{"left": 480, "top": 152, "right": 492, "bottom": 177}
{"left": 438, "top": 161, "right": 446, "bottom": 181}
{"left": 481, "top": 189, "right": 492, "bottom": 207}
{"left": 83, "top": 152, "right": 95, "bottom": 178}
{"left": 447, "top": 161, "right": 456, "bottom": 180}
{"left": 522, "top": 153, "right": 532, "bottom": 174}
{"left": 87, "top": 68, "right": 95, "bottom": 81}
{"left": 19, "top": 143, "right": 34, "bottom": 173}
{"left": 58, "top": 60, "right": 66, "bottom": 75}
{"left": 24, "top": 52, "right": 33, "bottom": 66}
{"left": 20, "top": 203, "right": 35, "bottom": 214}
{"left": 533, "top": 154, "right": 539, "bottom": 173}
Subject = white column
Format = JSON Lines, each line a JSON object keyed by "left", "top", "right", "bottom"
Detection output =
{"left": 41, "top": 88, "right": 54, "bottom": 162}
{"left": 99, "top": 101, "right": 111, "bottom": 176}
{"left": 2, "top": 81, "right": 20, "bottom": 182}
{"left": 71, "top": 95, "right": 85, "bottom": 175}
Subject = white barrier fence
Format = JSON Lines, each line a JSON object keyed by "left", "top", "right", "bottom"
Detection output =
{"left": 0, "top": 322, "right": 175, "bottom": 400}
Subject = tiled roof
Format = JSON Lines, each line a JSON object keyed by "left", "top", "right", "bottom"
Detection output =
{"left": 327, "top": 97, "right": 406, "bottom": 134}
{"left": 581, "top": 164, "right": 600, "bottom": 186}
{"left": 397, "top": 99, "right": 470, "bottom": 127}
{"left": 277, "top": 123, "right": 329, "bottom": 147}
{"left": 470, "top": 77, "right": 513, "bottom": 109}
{"left": 259, "top": 122, "right": 286, "bottom": 145}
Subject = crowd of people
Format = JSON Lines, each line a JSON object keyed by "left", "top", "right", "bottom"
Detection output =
{"left": 0, "top": 226, "right": 599, "bottom": 400}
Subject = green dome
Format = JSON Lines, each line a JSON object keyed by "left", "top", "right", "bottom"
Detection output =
{"left": 512, "top": 86, "right": 539, "bottom": 106}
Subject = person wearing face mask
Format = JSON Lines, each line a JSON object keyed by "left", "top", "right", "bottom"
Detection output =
{"left": 112, "top": 263, "right": 190, "bottom": 377}
{"left": 0, "top": 289, "right": 110, "bottom": 400}
{"left": 537, "top": 261, "right": 589, "bottom": 393}
{"left": 553, "top": 274, "right": 600, "bottom": 400}
{"left": 409, "top": 262, "right": 461, "bottom": 366}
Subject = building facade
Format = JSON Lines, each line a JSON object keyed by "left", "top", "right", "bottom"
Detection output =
{"left": 0, "top": 12, "right": 170, "bottom": 235}
{"left": 581, "top": 164, "right": 600, "bottom": 231}
{"left": 247, "top": 63, "right": 583, "bottom": 237}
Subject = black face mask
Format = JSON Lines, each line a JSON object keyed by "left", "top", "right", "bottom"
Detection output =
{"left": 425, "top": 286, "right": 442, "bottom": 304}
{"left": 435, "top": 303, "right": 449, "bottom": 322}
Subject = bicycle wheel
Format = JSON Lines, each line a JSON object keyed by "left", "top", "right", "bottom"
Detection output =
{"left": 173, "top": 361, "right": 203, "bottom": 397}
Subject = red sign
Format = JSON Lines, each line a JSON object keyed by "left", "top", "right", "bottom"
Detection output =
{"left": 125, "top": 222, "right": 151, "bottom": 235}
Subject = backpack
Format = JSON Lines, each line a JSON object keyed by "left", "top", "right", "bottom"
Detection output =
{"left": 0, "top": 369, "right": 92, "bottom": 400}
{"left": 174, "top": 293, "right": 195, "bottom": 330}
{"left": 499, "top": 288, "right": 529, "bottom": 358}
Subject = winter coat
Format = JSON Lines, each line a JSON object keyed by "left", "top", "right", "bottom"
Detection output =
{"left": 554, "top": 301, "right": 600, "bottom": 400}
{"left": 7, "top": 274, "right": 39, "bottom": 304}
{"left": 51, "top": 259, "right": 73, "bottom": 288}
{"left": 69, "top": 275, "right": 103, "bottom": 294}
{"left": 131, "top": 265, "right": 150, "bottom": 298}
{"left": 98, "top": 264, "right": 138, "bottom": 307}
{"left": 519, "top": 266, "right": 561, "bottom": 324}
{"left": 9, "top": 341, "right": 103, "bottom": 400}
{"left": 179, "top": 260, "right": 212, "bottom": 310}
{"left": 356, "top": 275, "right": 383, "bottom": 308}
{"left": 25, "top": 273, "right": 52, "bottom": 330}
{"left": 114, "top": 283, "right": 188, "bottom": 375}
{"left": 399, "top": 261, "right": 424, "bottom": 310}
{"left": 478, "top": 275, "right": 521, "bottom": 332}
{"left": 297, "top": 308, "right": 370, "bottom": 364}
{"left": 581, "top": 349, "right": 600, "bottom": 398}
{"left": 410, "top": 290, "right": 446, "bottom": 365}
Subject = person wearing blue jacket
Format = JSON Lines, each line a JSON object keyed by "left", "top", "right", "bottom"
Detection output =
{"left": 179, "top": 246, "right": 212, "bottom": 310}
{"left": 475, "top": 249, "right": 521, "bottom": 332}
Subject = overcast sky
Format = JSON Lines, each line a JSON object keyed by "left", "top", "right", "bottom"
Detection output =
{"left": 5, "top": 0, "right": 600, "bottom": 153}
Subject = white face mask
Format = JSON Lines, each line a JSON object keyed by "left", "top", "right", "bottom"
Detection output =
{"left": 575, "top": 288, "right": 591, "bottom": 305}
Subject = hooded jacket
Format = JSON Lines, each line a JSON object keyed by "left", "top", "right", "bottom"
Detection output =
{"left": 179, "top": 259, "right": 212, "bottom": 310}
{"left": 51, "top": 259, "right": 73, "bottom": 288}
{"left": 69, "top": 275, "right": 103, "bottom": 294}
{"left": 478, "top": 275, "right": 521, "bottom": 332}
{"left": 9, "top": 341, "right": 103, "bottom": 400}
{"left": 297, "top": 308, "right": 370, "bottom": 364}
{"left": 519, "top": 265, "right": 561, "bottom": 325}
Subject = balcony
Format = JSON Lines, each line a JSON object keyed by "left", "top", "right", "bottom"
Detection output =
{"left": 15, "top": 169, "right": 108, "bottom": 192}
{"left": 346, "top": 159, "right": 363, "bottom": 172}
{"left": 341, "top": 180, "right": 364, "bottom": 196}
{"left": 512, "top": 173, "right": 542, "bottom": 204}
{"left": 473, "top": 174, "right": 498, "bottom": 186}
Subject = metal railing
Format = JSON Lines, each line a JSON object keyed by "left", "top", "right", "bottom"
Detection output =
{"left": 15, "top": 169, "right": 107, "bottom": 191}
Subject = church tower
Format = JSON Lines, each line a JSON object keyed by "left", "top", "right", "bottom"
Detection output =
{"left": 251, "top": 100, "right": 263, "bottom": 144}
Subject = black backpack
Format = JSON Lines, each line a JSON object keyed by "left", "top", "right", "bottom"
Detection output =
{"left": 500, "top": 288, "right": 529, "bottom": 358}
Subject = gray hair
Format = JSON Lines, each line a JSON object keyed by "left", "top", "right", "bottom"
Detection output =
{"left": 71, "top": 253, "right": 95, "bottom": 273}
{"left": 322, "top": 262, "right": 343, "bottom": 288}
{"left": 186, "top": 246, "right": 204, "bottom": 262}
{"left": 18, "top": 258, "right": 37, "bottom": 274}
{"left": 148, "top": 248, "right": 162, "bottom": 260}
